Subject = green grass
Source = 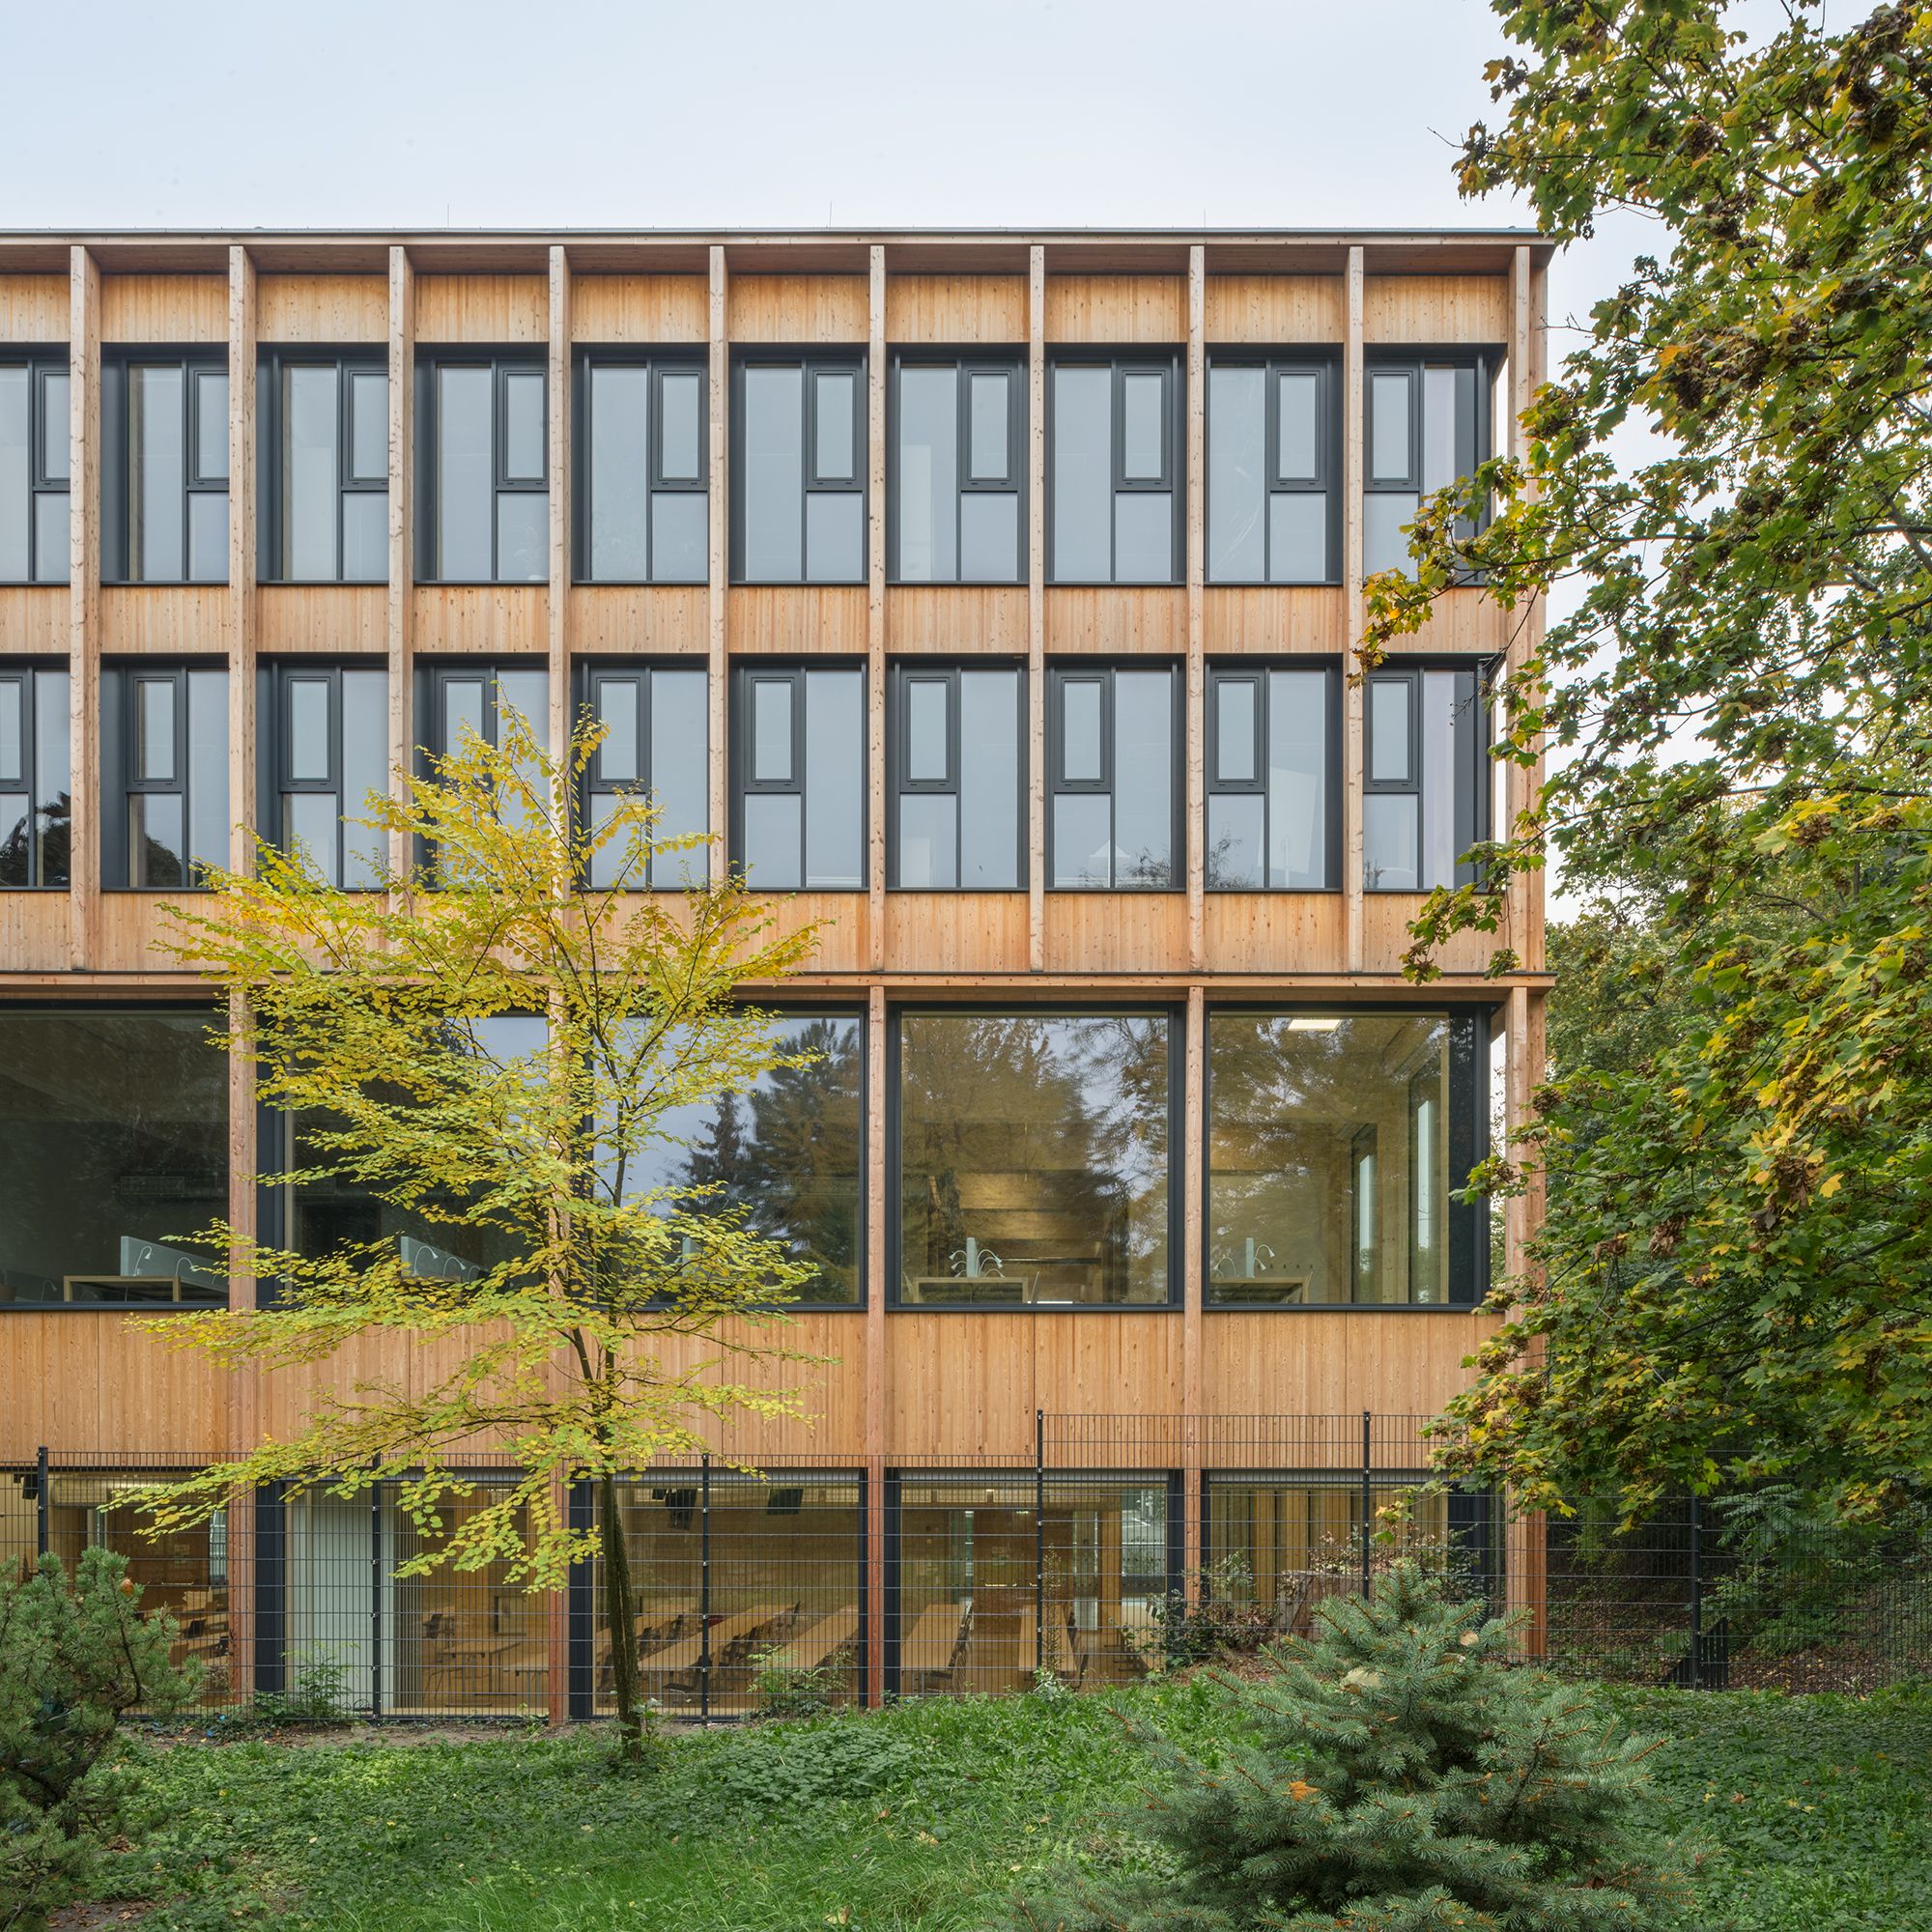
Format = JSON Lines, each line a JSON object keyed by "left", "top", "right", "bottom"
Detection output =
{"left": 99, "top": 1681, "right": 1932, "bottom": 1932}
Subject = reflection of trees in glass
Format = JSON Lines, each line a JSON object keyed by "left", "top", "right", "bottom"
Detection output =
{"left": 0, "top": 790, "right": 70, "bottom": 888}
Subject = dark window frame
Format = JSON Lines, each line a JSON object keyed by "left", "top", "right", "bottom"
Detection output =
{"left": 413, "top": 659, "right": 548, "bottom": 770}
{"left": 99, "top": 660, "right": 228, "bottom": 891}
{"left": 886, "top": 1002, "right": 1186, "bottom": 1313}
{"left": 255, "top": 345, "right": 389, "bottom": 584}
{"left": 1201, "top": 1001, "right": 1492, "bottom": 1311}
{"left": 0, "top": 661, "right": 71, "bottom": 889}
{"left": 570, "top": 345, "right": 709, "bottom": 584}
{"left": 1363, "top": 345, "right": 1500, "bottom": 578}
{"left": 1045, "top": 660, "right": 1183, "bottom": 892}
{"left": 100, "top": 346, "right": 231, "bottom": 585}
{"left": 728, "top": 348, "right": 868, "bottom": 586}
{"left": 1044, "top": 348, "right": 1184, "bottom": 585}
{"left": 256, "top": 659, "right": 388, "bottom": 889}
{"left": 728, "top": 660, "right": 868, "bottom": 891}
{"left": 885, "top": 348, "right": 1026, "bottom": 586}
{"left": 412, "top": 346, "right": 548, "bottom": 585}
{"left": 885, "top": 661, "right": 1027, "bottom": 891}
{"left": 1204, "top": 660, "right": 1342, "bottom": 891}
{"left": 1, "top": 348, "right": 71, "bottom": 585}
{"left": 1362, "top": 659, "right": 1493, "bottom": 894}
{"left": 573, "top": 658, "right": 710, "bottom": 890}
{"left": 1205, "top": 349, "right": 1341, "bottom": 585}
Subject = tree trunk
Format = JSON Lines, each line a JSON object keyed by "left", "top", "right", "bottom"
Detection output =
{"left": 598, "top": 1469, "right": 645, "bottom": 1765}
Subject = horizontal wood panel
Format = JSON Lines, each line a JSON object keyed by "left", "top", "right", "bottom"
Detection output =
{"left": 885, "top": 274, "right": 1027, "bottom": 344}
{"left": 885, "top": 586, "right": 1030, "bottom": 657}
{"left": 1046, "top": 274, "right": 1186, "bottom": 344}
{"left": 1383, "top": 593, "right": 1513, "bottom": 656}
{"left": 0, "top": 587, "right": 68, "bottom": 655}
{"left": 413, "top": 275, "right": 547, "bottom": 344}
{"left": 0, "top": 893, "right": 71, "bottom": 974}
{"left": 1040, "top": 894, "right": 1190, "bottom": 975}
{"left": 99, "top": 586, "right": 230, "bottom": 656}
{"left": 727, "top": 586, "right": 868, "bottom": 655}
{"left": 100, "top": 275, "right": 226, "bottom": 344}
{"left": 1360, "top": 895, "right": 1511, "bottom": 977}
{"left": 0, "top": 1315, "right": 231, "bottom": 1458}
{"left": 1205, "top": 275, "right": 1345, "bottom": 345}
{"left": 566, "top": 585, "right": 708, "bottom": 657}
{"left": 1044, "top": 586, "right": 1186, "bottom": 656}
{"left": 885, "top": 894, "right": 1031, "bottom": 974}
{"left": 728, "top": 276, "right": 868, "bottom": 344}
{"left": 412, "top": 586, "right": 548, "bottom": 657}
{"left": 0, "top": 274, "right": 71, "bottom": 342}
{"left": 256, "top": 274, "right": 387, "bottom": 343}
{"left": 93, "top": 894, "right": 185, "bottom": 974}
{"left": 255, "top": 584, "right": 387, "bottom": 656}
{"left": 1199, "top": 1311, "right": 1496, "bottom": 1423}
{"left": 742, "top": 892, "right": 870, "bottom": 976}
{"left": 1364, "top": 275, "right": 1510, "bottom": 345}
{"left": 569, "top": 275, "right": 708, "bottom": 344}
{"left": 1202, "top": 895, "right": 1349, "bottom": 975}
{"left": 1202, "top": 586, "right": 1349, "bottom": 656}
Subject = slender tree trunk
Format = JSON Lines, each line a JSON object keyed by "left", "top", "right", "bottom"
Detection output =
{"left": 598, "top": 1468, "right": 644, "bottom": 1765}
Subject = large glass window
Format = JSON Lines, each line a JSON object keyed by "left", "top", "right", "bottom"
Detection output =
{"left": 890, "top": 354, "right": 1024, "bottom": 583}
{"left": 615, "top": 1010, "right": 864, "bottom": 1305}
{"left": 888, "top": 664, "right": 1024, "bottom": 890}
{"left": 1207, "top": 355, "right": 1336, "bottom": 584}
{"left": 102, "top": 351, "right": 229, "bottom": 584}
{"left": 577, "top": 663, "right": 709, "bottom": 888}
{"left": 1047, "top": 664, "right": 1179, "bottom": 889}
{"left": 0, "top": 351, "right": 70, "bottom": 584}
{"left": 100, "top": 664, "right": 229, "bottom": 889}
{"left": 573, "top": 351, "right": 707, "bottom": 584}
{"left": 0, "top": 1009, "right": 228, "bottom": 1307}
{"left": 1048, "top": 354, "right": 1181, "bottom": 583}
{"left": 730, "top": 664, "right": 864, "bottom": 890}
{"left": 0, "top": 663, "right": 71, "bottom": 888}
{"left": 414, "top": 352, "right": 547, "bottom": 583}
{"left": 1363, "top": 664, "right": 1490, "bottom": 892}
{"left": 731, "top": 353, "right": 867, "bottom": 584}
{"left": 1205, "top": 664, "right": 1336, "bottom": 890}
{"left": 1364, "top": 353, "right": 1494, "bottom": 578}
{"left": 895, "top": 1010, "right": 1175, "bottom": 1307}
{"left": 257, "top": 350, "right": 388, "bottom": 583}
{"left": 1206, "top": 1010, "right": 1487, "bottom": 1307}
{"left": 262, "top": 662, "right": 388, "bottom": 888}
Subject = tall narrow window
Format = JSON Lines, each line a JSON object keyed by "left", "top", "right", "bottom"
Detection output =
{"left": 101, "top": 352, "right": 229, "bottom": 584}
{"left": 0, "top": 353, "right": 70, "bottom": 584}
{"left": 100, "top": 664, "right": 229, "bottom": 888}
{"left": 889, "top": 354, "right": 1024, "bottom": 583}
{"left": 1205, "top": 664, "right": 1337, "bottom": 889}
{"left": 414, "top": 353, "right": 547, "bottom": 583}
{"left": 1207, "top": 355, "right": 1336, "bottom": 583}
{"left": 261, "top": 663, "right": 388, "bottom": 887}
{"left": 1047, "top": 664, "right": 1179, "bottom": 889}
{"left": 0, "top": 664, "right": 71, "bottom": 887}
{"left": 731, "top": 354, "right": 866, "bottom": 584}
{"left": 578, "top": 664, "right": 709, "bottom": 887}
{"left": 1047, "top": 354, "right": 1181, "bottom": 583}
{"left": 1362, "top": 664, "right": 1490, "bottom": 892}
{"left": 731, "top": 664, "right": 864, "bottom": 889}
{"left": 573, "top": 352, "right": 707, "bottom": 583}
{"left": 888, "top": 664, "right": 1024, "bottom": 889}
{"left": 258, "top": 351, "right": 387, "bottom": 583}
{"left": 1364, "top": 352, "right": 1494, "bottom": 577}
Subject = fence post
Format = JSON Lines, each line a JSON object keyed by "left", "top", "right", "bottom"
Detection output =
{"left": 1035, "top": 1408, "right": 1046, "bottom": 1679}
{"left": 698, "top": 1456, "right": 712, "bottom": 1724}
{"left": 369, "top": 1477, "right": 384, "bottom": 1720}
{"left": 1360, "top": 1411, "right": 1374, "bottom": 1600}
{"left": 1688, "top": 1493, "right": 1702, "bottom": 1691}
{"left": 35, "top": 1445, "right": 48, "bottom": 1556}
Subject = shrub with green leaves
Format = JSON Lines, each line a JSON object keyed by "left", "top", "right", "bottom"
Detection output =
{"left": 1008, "top": 1560, "right": 1684, "bottom": 1931}
{"left": 1, "top": 1546, "right": 200, "bottom": 1932}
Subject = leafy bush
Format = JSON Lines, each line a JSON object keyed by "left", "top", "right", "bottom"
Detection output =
{"left": 749, "top": 1643, "right": 843, "bottom": 1720}
{"left": 1, "top": 1547, "right": 200, "bottom": 1932}
{"left": 1008, "top": 1559, "right": 1684, "bottom": 1931}
{"left": 250, "top": 1646, "right": 355, "bottom": 1727}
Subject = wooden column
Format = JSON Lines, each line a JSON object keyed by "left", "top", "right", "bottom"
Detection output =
{"left": 546, "top": 246, "right": 571, "bottom": 770}
{"left": 1184, "top": 247, "right": 1206, "bottom": 973}
{"left": 385, "top": 246, "right": 415, "bottom": 877}
{"left": 864, "top": 984, "right": 888, "bottom": 1704}
{"left": 867, "top": 245, "right": 887, "bottom": 971}
{"left": 707, "top": 245, "right": 728, "bottom": 882}
{"left": 1343, "top": 246, "right": 1366, "bottom": 971}
{"left": 1026, "top": 245, "right": 1046, "bottom": 973}
{"left": 66, "top": 246, "right": 99, "bottom": 972}
{"left": 1181, "top": 982, "right": 1206, "bottom": 1593}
